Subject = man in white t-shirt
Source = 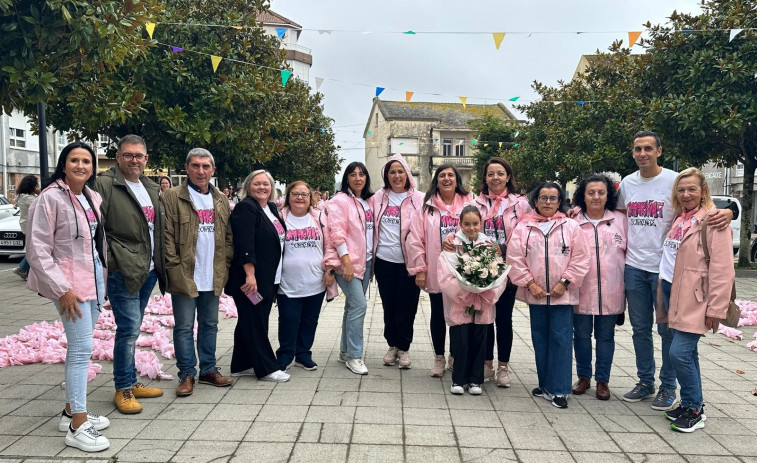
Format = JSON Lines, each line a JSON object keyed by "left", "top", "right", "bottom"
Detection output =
{"left": 163, "top": 148, "right": 234, "bottom": 397}
{"left": 95, "top": 135, "right": 166, "bottom": 415}
{"left": 616, "top": 131, "right": 733, "bottom": 410}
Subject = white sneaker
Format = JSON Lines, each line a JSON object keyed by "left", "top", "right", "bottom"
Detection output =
{"left": 496, "top": 364, "right": 511, "bottom": 388}
{"left": 383, "top": 347, "right": 398, "bottom": 366}
{"left": 337, "top": 352, "right": 349, "bottom": 363}
{"left": 346, "top": 357, "right": 368, "bottom": 375}
{"left": 64, "top": 421, "right": 110, "bottom": 452}
{"left": 58, "top": 410, "right": 110, "bottom": 432}
{"left": 260, "top": 370, "right": 290, "bottom": 382}
{"left": 397, "top": 350, "right": 411, "bottom": 369}
{"left": 230, "top": 367, "right": 256, "bottom": 377}
{"left": 450, "top": 383, "right": 464, "bottom": 395}
{"left": 468, "top": 383, "right": 483, "bottom": 395}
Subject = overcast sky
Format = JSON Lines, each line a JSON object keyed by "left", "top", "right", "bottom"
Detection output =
{"left": 269, "top": 0, "right": 703, "bottom": 177}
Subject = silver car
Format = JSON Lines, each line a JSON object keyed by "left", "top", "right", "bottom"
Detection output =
{"left": 0, "top": 194, "right": 16, "bottom": 221}
{"left": 0, "top": 210, "right": 24, "bottom": 257}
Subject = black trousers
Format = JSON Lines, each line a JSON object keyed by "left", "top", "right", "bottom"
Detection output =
{"left": 485, "top": 283, "right": 518, "bottom": 362}
{"left": 429, "top": 293, "right": 448, "bottom": 356}
{"left": 450, "top": 323, "right": 488, "bottom": 385}
{"left": 374, "top": 258, "right": 421, "bottom": 351}
{"left": 230, "top": 288, "right": 280, "bottom": 378}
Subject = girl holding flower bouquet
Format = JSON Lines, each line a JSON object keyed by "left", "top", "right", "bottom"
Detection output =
{"left": 437, "top": 206, "right": 509, "bottom": 395}
{"left": 507, "top": 183, "right": 590, "bottom": 409}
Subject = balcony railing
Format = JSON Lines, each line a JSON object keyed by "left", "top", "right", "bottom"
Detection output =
{"left": 282, "top": 43, "right": 312, "bottom": 54}
{"left": 431, "top": 156, "right": 475, "bottom": 167}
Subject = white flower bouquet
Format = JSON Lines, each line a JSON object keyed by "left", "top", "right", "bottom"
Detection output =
{"left": 445, "top": 241, "right": 510, "bottom": 314}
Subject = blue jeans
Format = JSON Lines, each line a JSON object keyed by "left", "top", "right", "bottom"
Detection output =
{"left": 573, "top": 313, "right": 617, "bottom": 383}
{"left": 658, "top": 279, "right": 678, "bottom": 391}
{"left": 335, "top": 260, "right": 372, "bottom": 359}
{"left": 172, "top": 291, "right": 220, "bottom": 380}
{"left": 276, "top": 291, "right": 325, "bottom": 367}
{"left": 109, "top": 270, "right": 158, "bottom": 391}
{"left": 18, "top": 256, "right": 29, "bottom": 272}
{"left": 55, "top": 258, "right": 105, "bottom": 414}
{"left": 625, "top": 265, "right": 676, "bottom": 390}
{"left": 530, "top": 304, "right": 573, "bottom": 396}
{"left": 669, "top": 329, "right": 702, "bottom": 410}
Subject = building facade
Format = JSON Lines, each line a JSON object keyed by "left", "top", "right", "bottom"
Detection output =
{"left": 258, "top": 10, "right": 312, "bottom": 82}
{"left": 363, "top": 98, "right": 518, "bottom": 192}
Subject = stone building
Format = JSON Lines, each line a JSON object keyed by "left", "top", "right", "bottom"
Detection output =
{"left": 257, "top": 10, "right": 312, "bottom": 82}
{"left": 363, "top": 98, "right": 518, "bottom": 192}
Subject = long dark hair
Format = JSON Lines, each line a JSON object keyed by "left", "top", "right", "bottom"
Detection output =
{"left": 339, "top": 161, "right": 373, "bottom": 200}
{"left": 480, "top": 157, "right": 518, "bottom": 195}
{"left": 45, "top": 142, "right": 97, "bottom": 189}
{"left": 529, "top": 181, "right": 567, "bottom": 215}
{"left": 573, "top": 174, "right": 617, "bottom": 212}
{"left": 423, "top": 164, "right": 469, "bottom": 214}
{"left": 16, "top": 175, "right": 39, "bottom": 195}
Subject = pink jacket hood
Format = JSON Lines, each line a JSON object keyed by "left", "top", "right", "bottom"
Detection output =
{"left": 405, "top": 192, "right": 474, "bottom": 294}
{"left": 380, "top": 153, "right": 418, "bottom": 190}
{"left": 26, "top": 180, "right": 107, "bottom": 303}
{"left": 323, "top": 191, "right": 371, "bottom": 280}
{"left": 279, "top": 207, "right": 339, "bottom": 301}
{"left": 573, "top": 209, "right": 627, "bottom": 315}
{"left": 506, "top": 212, "right": 590, "bottom": 306}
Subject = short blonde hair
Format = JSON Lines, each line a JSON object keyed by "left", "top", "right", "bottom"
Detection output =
{"left": 242, "top": 170, "right": 276, "bottom": 201}
{"left": 671, "top": 167, "right": 714, "bottom": 215}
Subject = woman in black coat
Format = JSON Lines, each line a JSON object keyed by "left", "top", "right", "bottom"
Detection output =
{"left": 226, "top": 170, "right": 290, "bottom": 382}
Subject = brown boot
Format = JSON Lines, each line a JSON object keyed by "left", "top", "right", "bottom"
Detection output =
{"left": 572, "top": 377, "right": 591, "bottom": 395}
{"left": 596, "top": 381, "right": 611, "bottom": 401}
{"left": 199, "top": 369, "right": 233, "bottom": 387}
{"left": 176, "top": 375, "right": 195, "bottom": 397}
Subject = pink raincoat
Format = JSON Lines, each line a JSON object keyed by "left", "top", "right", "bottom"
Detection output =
{"left": 573, "top": 210, "right": 627, "bottom": 316}
{"left": 471, "top": 191, "right": 531, "bottom": 247}
{"left": 279, "top": 206, "right": 339, "bottom": 301}
{"left": 437, "top": 231, "right": 507, "bottom": 326}
{"left": 26, "top": 180, "right": 107, "bottom": 302}
{"left": 507, "top": 211, "right": 590, "bottom": 306}
{"left": 323, "top": 190, "right": 371, "bottom": 280}
{"left": 405, "top": 192, "right": 473, "bottom": 294}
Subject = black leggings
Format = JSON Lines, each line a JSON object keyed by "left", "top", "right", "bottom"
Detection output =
{"left": 429, "top": 293, "right": 448, "bottom": 356}
{"left": 485, "top": 283, "right": 517, "bottom": 362}
{"left": 374, "top": 258, "right": 420, "bottom": 351}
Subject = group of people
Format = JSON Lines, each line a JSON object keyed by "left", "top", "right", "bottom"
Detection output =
{"left": 19, "top": 130, "right": 735, "bottom": 452}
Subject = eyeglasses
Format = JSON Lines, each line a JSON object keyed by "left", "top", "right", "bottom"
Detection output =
{"left": 120, "top": 153, "right": 146, "bottom": 161}
{"left": 289, "top": 192, "right": 311, "bottom": 198}
{"left": 538, "top": 196, "right": 560, "bottom": 203}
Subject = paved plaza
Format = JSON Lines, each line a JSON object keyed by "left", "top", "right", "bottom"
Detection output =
{"left": 0, "top": 268, "right": 756, "bottom": 463}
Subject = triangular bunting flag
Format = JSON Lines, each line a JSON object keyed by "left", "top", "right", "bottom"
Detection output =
{"left": 210, "top": 55, "right": 222, "bottom": 73}
{"left": 171, "top": 46, "right": 184, "bottom": 53}
{"left": 232, "top": 26, "right": 243, "bottom": 30}
{"left": 375, "top": 87, "right": 385, "bottom": 97}
{"left": 459, "top": 96, "right": 467, "bottom": 108}
{"left": 492, "top": 33, "right": 506, "bottom": 50}
{"left": 405, "top": 91, "right": 413, "bottom": 102}
{"left": 577, "top": 101, "right": 586, "bottom": 105}
{"left": 404, "top": 30, "right": 416, "bottom": 35}
{"left": 514, "top": 130, "right": 519, "bottom": 138}
{"left": 730, "top": 29, "right": 743, "bottom": 42}
{"left": 276, "top": 28, "right": 287, "bottom": 40}
{"left": 484, "top": 143, "right": 488, "bottom": 147}
{"left": 145, "top": 22, "right": 156, "bottom": 39}
{"left": 318, "top": 30, "right": 332, "bottom": 35}
{"left": 315, "top": 77, "right": 324, "bottom": 90}
{"left": 628, "top": 31, "right": 642, "bottom": 47}
{"left": 498, "top": 142, "right": 503, "bottom": 148}
{"left": 508, "top": 97, "right": 519, "bottom": 102}
{"left": 281, "top": 70, "right": 292, "bottom": 87}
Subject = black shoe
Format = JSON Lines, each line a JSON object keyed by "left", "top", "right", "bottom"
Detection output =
{"left": 664, "top": 405, "right": 687, "bottom": 421}
{"left": 671, "top": 407, "right": 706, "bottom": 433}
{"left": 532, "top": 387, "right": 552, "bottom": 401}
{"left": 551, "top": 395, "right": 568, "bottom": 409}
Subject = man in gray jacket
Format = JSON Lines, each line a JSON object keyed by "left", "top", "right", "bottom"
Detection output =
{"left": 95, "top": 135, "right": 166, "bottom": 414}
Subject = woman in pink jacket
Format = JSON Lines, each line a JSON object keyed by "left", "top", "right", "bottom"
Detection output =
{"left": 324, "top": 162, "right": 374, "bottom": 375}
{"left": 406, "top": 164, "right": 473, "bottom": 377}
{"left": 26, "top": 142, "right": 110, "bottom": 452}
{"left": 658, "top": 168, "right": 734, "bottom": 433}
{"left": 507, "top": 182, "right": 590, "bottom": 409}
{"left": 471, "top": 157, "right": 531, "bottom": 387}
{"left": 369, "top": 154, "right": 425, "bottom": 369}
{"left": 570, "top": 174, "right": 627, "bottom": 401}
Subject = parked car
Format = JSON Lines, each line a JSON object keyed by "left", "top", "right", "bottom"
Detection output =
{"left": 0, "top": 210, "right": 24, "bottom": 257}
{"left": 0, "top": 194, "right": 16, "bottom": 221}
{"left": 712, "top": 195, "right": 741, "bottom": 254}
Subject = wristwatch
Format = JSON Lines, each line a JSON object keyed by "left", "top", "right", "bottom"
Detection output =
{"left": 328, "top": 269, "right": 336, "bottom": 275}
{"left": 560, "top": 278, "right": 571, "bottom": 288}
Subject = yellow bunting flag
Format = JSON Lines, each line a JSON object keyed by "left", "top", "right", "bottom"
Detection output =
{"left": 628, "top": 31, "right": 642, "bottom": 47}
{"left": 232, "top": 26, "right": 243, "bottom": 30}
{"left": 210, "top": 55, "right": 222, "bottom": 73}
{"left": 145, "top": 22, "right": 156, "bottom": 39}
{"left": 498, "top": 142, "right": 503, "bottom": 148}
{"left": 459, "top": 97, "right": 467, "bottom": 108}
{"left": 492, "top": 33, "right": 506, "bottom": 50}
{"left": 405, "top": 91, "right": 414, "bottom": 102}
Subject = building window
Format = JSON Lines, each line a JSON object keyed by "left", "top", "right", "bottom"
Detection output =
{"left": 442, "top": 139, "right": 452, "bottom": 157}
{"left": 9, "top": 128, "right": 25, "bottom": 148}
{"left": 455, "top": 139, "right": 466, "bottom": 157}
{"left": 56, "top": 132, "right": 68, "bottom": 153}
{"left": 98, "top": 134, "right": 112, "bottom": 152}
{"left": 736, "top": 162, "right": 744, "bottom": 177}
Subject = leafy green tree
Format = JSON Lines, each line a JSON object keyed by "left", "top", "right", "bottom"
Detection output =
{"left": 642, "top": 0, "right": 757, "bottom": 266}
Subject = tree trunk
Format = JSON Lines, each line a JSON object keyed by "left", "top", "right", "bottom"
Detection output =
{"left": 737, "top": 158, "right": 755, "bottom": 267}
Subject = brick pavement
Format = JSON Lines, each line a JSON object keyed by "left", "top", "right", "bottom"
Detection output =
{"left": 0, "top": 268, "right": 756, "bottom": 462}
